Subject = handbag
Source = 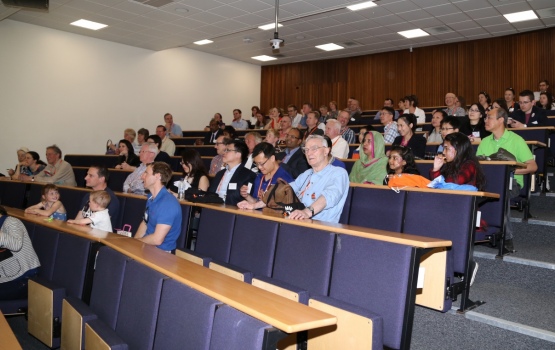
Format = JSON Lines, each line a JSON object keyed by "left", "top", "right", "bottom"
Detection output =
{"left": 106, "top": 139, "right": 116, "bottom": 155}
{"left": 261, "top": 178, "right": 305, "bottom": 214}
{"left": 184, "top": 188, "right": 224, "bottom": 204}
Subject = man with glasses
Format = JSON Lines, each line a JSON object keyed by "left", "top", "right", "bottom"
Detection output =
{"left": 237, "top": 143, "right": 293, "bottom": 210}
{"left": 288, "top": 135, "right": 349, "bottom": 223}
{"left": 338, "top": 110, "right": 356, "bottom": 144}
{"left": 135, "top": 162, "right": 181, "bottom": 252}
{"left": 436, "top": 117, "right": 460, "bottom": 154}
{"left": 288, "top": 104, "right": 303, "bottom": 128}
{"left": 209, "top": 135, "right": 229, "bottom": 176}
{"left": 325, "top": 119, "right": 349, "bottom": 159}
{"left": 208, "top": 140, "right": 256, "bottom": 205}
{"left": 374, "top": 98, "right": 400, "bottom": 121}
{"left": 509, "top": 89, "right": 548, "bottom": 128}
{"left": 477, "top": 108, "right": 538, "bottom": 253}
{"left": 444, "top": 92, "right": 465, "bottom": 117}
{"left": 123, "top": 143, "right": 158, "bottom": 195}
{"left": 276, "top": 128, "right": 309, "bottom": 179}
{"left": 21, "top": 145, "right": 76, "bottom": 186}
{"left": 380, "top": 106, "right": 400, "bottom": 143}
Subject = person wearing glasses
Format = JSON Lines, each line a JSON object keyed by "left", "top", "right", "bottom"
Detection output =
{"left": 237, "top": 143, "right": 293, "bottom": 210}
{"left": 208, "top": 140, "right": 256, "bottom": 205}
{"left": 460, "top": 103, "right": 490, "bottom": 142}
{"left": 135, "top": 162, "right": 182, "bottom": 252}
{"left": 509, "top": 90, "right": 549, "bottom": 128}
{"left": 288, "top": 135, "right": 349, "bottom": 223}
{"left": 444, "top": 92, "right": 466, "bottom": 117}
{"left": 276, "top": 128, "right": 309, "bottom": 179}
{"left": 19, "top": 145, "right": 77, "bottom": 186}
{"left": 434, "top": 117, "right": 461, "bottom": 154}
{"left": 209, "top": 135, "right": 230, "bottom": 176}
{"left": 287, "top": 104, "right": 303, "bottom": 128}
{"left": 123, "top": 143, "right": 158, "bottom": 195}
{"left": 380, "top": 106, "right": 400, "bottom": 143}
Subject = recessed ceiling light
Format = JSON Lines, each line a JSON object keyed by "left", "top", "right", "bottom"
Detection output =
{"left": 258, "top": 23, "right": 283, "bottom": 31}
{"left": 347, "top": 1, "right": 377, "bottom": 11}
{"left": 504, "top": 10, "right": 538, "bottom": 23}
{"left": 70, "top": 19, "right": 108, "bottom": 31}
{"left": 398, "top": 29, "right": 429, "bottom": 38}
{"left": 252, "top": 55, "right": 277, "bottom": 61}
{"left": 316, "top": 43, "right": 344, "bottom": 51}
{"left": 194, "top": 39, "right": 213, "bottom": 45}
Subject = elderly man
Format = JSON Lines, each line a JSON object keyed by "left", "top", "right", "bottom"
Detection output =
{"left": 20, "top": 145, "right": 76, "bottom": 186}
{"left": 288, "top": 135, "right": 349, "bottom": 223}
{"left": 374, "top": 98, "right": 400, "bottom": 120}
{"left": 237, "top": 143, "right": 294, "bottom": 210}
{"left": 380, "top": 106, "right": 400, "bottom": 143}
{"left": 325, "top": 119, "right": 349, "bottom": 159}
{"left": 135, "top": 162, "right": 181, "bottom": 252}
{"left": 303, "top": 111, "right": 324, "bottom": 141}
{"left": 288, "top": 104, "right": 303, "bottom": 128}
{"left": 477, "top": 107, "right": 538, "bottom": 253}
{"left": 123, "top": 143, "right": 158, "bottom": 195}
{"left": 156, "top": 125, "right": 176, "bottom": 156}
{"left": 277, "top": 128, "right": 309, "bottom": 179}
{"left": 75, "top": 166, "right": 120, "bottom": 227}
{"left": 348, "top": 99, "right": 362, "bottom": 124}
{"left": 278, "top": 115, "right": 293, "bottom": 143}
{"left": 204, "top": 118, "right": 222, "bottom": 145}
{"left": 444, "top": 93, "right": 465, "bottom": 116}
{"left": 208, "top": 139, "right": 256, "bottom": 205}
{"left": 209, "top": 135, "right": 229, "bottom": 176}
{"left": 231, "top": 109, "right": 249, "bottom": 130}
{"left": 338, "top": 110, "right": 356, "bottom": 144}
{"left": 244, "top": 131, "right": 263, "bottom": 171}
{"left": 164, "top": 113, "right": 182, "bottom": 138}
{"left": 509, "top": 89, "right": 548, "bottom": 128}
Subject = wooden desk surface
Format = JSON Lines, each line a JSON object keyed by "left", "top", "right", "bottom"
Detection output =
{"left": 101, "top": 237, "right": 336, "bottom": 334}
{"left": 349, "top": 183, "right": 500, "bottom": 199}
{"left": 415, "top": 159, "right": 527, "bottom": 168}
{"left": 187, "top": 202, "right": 452, "bottom": 249}
{"left": 0, "top": 311, "right": 23, "bottom": 350}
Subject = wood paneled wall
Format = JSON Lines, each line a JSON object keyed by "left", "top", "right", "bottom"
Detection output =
{"left": 260, "top": 27, "right": 555, "bottom": 112}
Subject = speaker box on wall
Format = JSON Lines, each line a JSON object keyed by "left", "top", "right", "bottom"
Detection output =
{"left": 1, "top": 0, "right": 48, "bottom": 10}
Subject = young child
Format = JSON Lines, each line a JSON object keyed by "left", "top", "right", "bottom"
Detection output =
{"left": 384, "top": 145, "right": 420, "bottom": 185}
{"left": 67, "top": 190, "right": 112, "bottom": 232}
{"left": 25, "top": 184, "right": 67, "bottom": 221}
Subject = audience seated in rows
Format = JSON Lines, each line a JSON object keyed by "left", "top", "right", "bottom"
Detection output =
{"left": 351, "top": 125, "right": 370, "bottom": 160}
{"left": 478, "top": 91, "right": 492, "bottom": 112}
{"left": 328, "top": 100, "right": 339, "bottom": 120}
{"left": 460, "top": 104, "right": 490, "bottom": 142}
{"left": 426, "top": 110, "right": 445, "bottom": 144}
{"left": 323, "top": 135, "right": 346, "bottom": 169}
{"left": 263, "top": 128, "right": 281, "bottom": 153}
{"left": 287, "top": 104, "right": 303, "bottom": 128}
{"left": 509, "top": 89, "right": 549, "bottom": 128}
{"left": 277, "top": 115, "right": 292, "bottom": 146}
{"left": 303, "top": 111, "right": 324, "bottom": 141}
{"left": 505, "top": 88, "right": 520, "bottom": 112}
{"left": 381, "top": 106, "right": 400, "bottom": 144}
{"left": 25, "top": 184, "right": 67, "bottom": 221}
{"left": 7, "top": 147, "right": 28, "bottom": 180}
{"left": 204, "top": 119, "right": 223, "bottom": 145}
{"left": 19, "top": 145, "right": 76, "bottom": 186}
{"left": 374, "top": 98, "right": 400, "bottom": 121}
{"left": 244, "top": 132, "right": 263, "bottom": 172}
{"left": 348, "top": 99, "right": 362, "bottom": 125}
{"left": 9, "top": 150, "right": 46, "bottom": 181}
{"left": 383, "top": 145, "right": 420, "bottom": 185}
{"left": 75, "top": 165, "right": 120, "bottom": 227}
{"left": 265, "top": 107, "right": 282, "bottom": 130}
{"left": 68, "top": 190, "right": 113, "bottom": 232}
{"left": 231, "top": 109, "right": 249, "bottom": 130}
{"left": 148, "top": 135, "right": 172, "bottom": 164}
{"left": 136, "top": 128, "right": 149, "bottom": 153}
{"left": 537, "top": 92, "right": 553, "bottom": 110}
{"left": 444, "top": 92, "right": 466, "bottom": 117}
{"left": 175, "top": 149, "right": 210, "bottom": 192}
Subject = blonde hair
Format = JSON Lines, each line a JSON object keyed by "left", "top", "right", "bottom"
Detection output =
{"left": 90, "top": 190, "right": 111, "bottom": 209}
{"left": 124, "top": 128, "right": 136, "bottom": 139}
{"left": 266, "top": 128, "right": 279, "bottom": 138}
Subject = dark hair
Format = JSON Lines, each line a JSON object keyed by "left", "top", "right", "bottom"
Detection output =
{"left": 149, "top": 162, "right": 173, "bottom": 185}
{"left": 289, "top": 127, "right": 304, "bottom": 140}
{"left": 469, "top": 103, "right": 486, "bottom": 119}
{"left": 404, "top": 95, "right": 419, "bottom": 107}
{"left": 225, "top": 139, "right": 249, "bottom": 163}
{"left": 479, "top": 91, "right": 491, "bottom": 105}
{"left": 398, "top": 113, "right": 417, "bottom": 133}
{"left": 118, "top": 139, "right": 136, "bottom": 159}
{"left": 90, "top": 165, "right": 110, "bottom": 182}
{"left": 457, "top": 96, "right": 466, "bottom": 109}
{"left": 384, "top": 98, "right": 394, "bottom": 105}
{"left": 519, "top": 89, "right": 535, "bottom": 102}
{"left": 433, "top": 110, "right": 448, "bottom": 120}
{"left": 539, "top": 79, "right": 550, "bottom": 86}
{"left": 27, "top": 151, "right": 46, "bottom": 166}
{"left": 381, "top": 106, "right": 395, "bottom": 116}
{"left": 302, "top": 102, "right": 313, "bottom": 110}
{"left": 147, "top": 135, "right": 162, "bottom": 149}
{"left": 387, "top": 145, "right": 419, "bottom": 175}
{"left": 252, "top": 142, "right": 275, "bottom": 159}
{"left": 493, "top": 98, "right": 509, "bottom": 115}
{"left": 223, "top": 126, "right": 236, "bottom": 139}
{"left": 505, "top": 88, "right": 515, "bottom": 96}
{"left": 441, "top": 116, "right": 461, "bottom": 130}
{"left": 233, "top": 109, "right": 242, "bottom": 114}
{"left": 287, "top": 104, "right": 298, "bottom": 112}
{"left": 537, "top": 92, "right": 553, "bottom": 110}
{"left": 251, "top": 106, "right": 260, "bottom": 114}
{"left": 138, "top": 128, "right": 149, "bottom": 138}
{"left": 157, "top": 125, "right": 166, "bottom": 132}
{"left": 180, "top": 149, "right": 208, "bottom": 180}
{"left": 442, "top": 132, "right": 486, "bottom": 190}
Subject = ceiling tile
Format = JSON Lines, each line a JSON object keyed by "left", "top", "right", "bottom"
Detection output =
{"left": 209, "top": 5, "right": 250, "bottom": 18}
{"left": 425, "top": 4, "right": 463, "bottom": 16}
{"left": 187, "top": 11, "right": 227, "bottom": 23}
{"left": 110, "top": 1, "right": 153, "bottom": 16}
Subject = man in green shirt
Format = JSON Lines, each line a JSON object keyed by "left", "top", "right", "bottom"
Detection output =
{"left": 476, "top": 108, "right": 538, "bottom": 253}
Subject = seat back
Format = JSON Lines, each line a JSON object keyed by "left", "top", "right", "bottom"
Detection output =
{"left": 209, "top": 305, "right": 271, "bottom": 350}
{"left": 153, "top": 279, "right": 220, "bottom": 350}
{"left": 115, "top": 260, "right": 166, "bottom": 350}
{"left": 108, "top": 170, "right": 132, "bottom": 192}
{"left": 480, "top": 163, "right": 509, "bottom": 229}
{"left": 175, "top": 203, "right": 192, "bottom": 250}
{"left": 72, "top": 167, "right": 88, "bottom": 188}
{"left": 32, "top": 226, "right": 60, "bottom": 280}
{"left": 228, "top": 216, "right": 279, "bottom": 278}
{"left": 64, "top": 155, "right": 119, "bottom": 168}
{"left": 195, "top": 208, "right": 236, "bottom": 263}
{"left": 338, "top": 186, "right": 352, "bottom": 225}
{"left": 272, "top": 224, "right": 335, "bottom": 297}
{"left": 51, "top": 232, "right": 93, "bottom": 299}
{"left": 349, "top": 186, "right": 406, "bottom": 232}
{"left": 329, "top": 234, "right": 414, "bottom": 350}
{"left": 117, "top": 195, "right": 146, "bottom": 235}
{"left": 0, "top": 181, "right": 27, "bottom": 209}
{"left": 89, "top": 246, "right": 129, "bottom": 329}
{"left": 27, "top": 183, "right": 44, "bottom": 209}
{"left": 58, "top": 187, "right": 86, "bottom": 220}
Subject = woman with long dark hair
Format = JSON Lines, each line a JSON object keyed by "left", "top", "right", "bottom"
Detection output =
{"left": 115, "top": 139, "right": 140, "bottom": 169}
{"left": 392, "top": 113, "right": 426, "bottom": 159}
{"left": 178, "top": 149, "right": 210, "bottom": 191}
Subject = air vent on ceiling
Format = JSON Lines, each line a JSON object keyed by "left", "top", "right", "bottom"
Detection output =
{"left": 426, "top": 26, "right": 453, "bottom": 35}
{"left": 342, "top": 40, "right": 362, "bottom": 47}
{"left": 537, "top": 7, "right": 555, "bottom": 19}
{"left": 130, "top": 0, "right": 173, "bottom": 9}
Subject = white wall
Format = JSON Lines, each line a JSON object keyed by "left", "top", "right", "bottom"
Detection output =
{"left": 0, "top": 19, "right": 261, "bottom": 172}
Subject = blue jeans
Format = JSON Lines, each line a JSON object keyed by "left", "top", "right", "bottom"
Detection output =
{"left": 0, "top": 267, "right": 39, "bottom": 300}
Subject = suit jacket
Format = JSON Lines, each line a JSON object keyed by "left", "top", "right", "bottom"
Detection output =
{"left": 348, "top": 111, "right": 362, "bottom": 125}
{"left": 277, "top": 148, "right": 310, "bottom": 179}
{"left": 208, "top": 164, "right": 256, "bottom": 206}
{"left": 204, "top": 129, "right": 222, "bottom": 145}
{"left": 510, "top": 106, "right": 548, "bottom": 127}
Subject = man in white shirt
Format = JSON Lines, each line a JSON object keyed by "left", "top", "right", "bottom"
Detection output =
{"left": 287, "top": 104, "right": 303, "bottom": 128}
{"left": 156, "top": 125, "right": 176, "bottom": 156}
{"left": 325, "top": 119, "right": 349, "bottom": 159}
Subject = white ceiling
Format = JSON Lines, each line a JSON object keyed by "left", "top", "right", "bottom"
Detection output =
{"left": 2, "top": 0, "right": 555, "bottom": 66}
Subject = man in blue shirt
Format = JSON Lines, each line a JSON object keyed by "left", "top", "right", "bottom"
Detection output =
{"left": 135, "top": 162, "right": 182, "bottom": 252}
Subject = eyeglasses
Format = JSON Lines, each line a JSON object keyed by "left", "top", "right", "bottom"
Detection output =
{"left": 286, "top": 134, "right": 300, "bottom": 139}
{"left": 255, "top": 158, "right": 270, "bottom": 168}
{"left": 440, "top": 127, "right": 454, "bottom": 131}
{"left": 224, "top": 149, "right": 238, "bottom": 153}
{"left": 519, "top": 100, "right": 532, "bottom": 104}
{"left": 301, "top": 146, "right": 325, "bottom": 154}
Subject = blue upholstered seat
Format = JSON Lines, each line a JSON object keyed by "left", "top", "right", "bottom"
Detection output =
{"left": 209, "top": 305, "right": 271, "bottom": 350}
{"left": 349, "top": 186, "right": 406, "bottom": 232}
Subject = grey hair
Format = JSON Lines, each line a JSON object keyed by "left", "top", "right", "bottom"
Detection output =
{"left": 146, "top": 143, "right": 159, "bottom": 155}
{"left": 326, "top": 118, "right": 341, "bottom": 132}
{"left": 305, "top": 134, "right": 328, "bottom": 148}
{"left": 245, "top": 131, "right": 263, "bottom": 143}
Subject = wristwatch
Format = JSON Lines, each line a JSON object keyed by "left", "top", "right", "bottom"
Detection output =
{"left": 307, "top": 206, "right": 315, "bottom": 218}
{"left": 31, "top": 176, "right": 35, "bottom": 182}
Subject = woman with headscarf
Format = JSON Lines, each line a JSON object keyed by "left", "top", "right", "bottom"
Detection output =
{"left": 349, "top": 130, "right": 388, "bottom": 184}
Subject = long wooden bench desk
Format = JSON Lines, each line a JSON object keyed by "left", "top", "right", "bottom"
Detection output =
{"left": 0, "top": 311, "right": 22, "bottom": 350}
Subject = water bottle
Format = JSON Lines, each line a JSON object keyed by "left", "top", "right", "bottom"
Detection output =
{"left": 177, "top": 181, "right": 185, "bottom": 200}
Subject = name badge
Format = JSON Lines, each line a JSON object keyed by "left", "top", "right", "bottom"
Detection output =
{"left": 472, "top": 131, "right": 480, "bottom": 138}
{"left": 228, "top": 183, "right": 237, "bottom": 190}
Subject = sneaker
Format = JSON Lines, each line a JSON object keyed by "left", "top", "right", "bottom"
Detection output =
{"left": 469, "top": 260, "right": 478, "bottom": 287}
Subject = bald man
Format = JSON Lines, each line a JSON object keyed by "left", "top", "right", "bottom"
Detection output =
{"left": 443, "top": 92, "right": 465, "bottom": 116}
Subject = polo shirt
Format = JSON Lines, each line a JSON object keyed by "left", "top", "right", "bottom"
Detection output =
{"left": 144, "top": 187, "right": 182, "bottom": 251}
